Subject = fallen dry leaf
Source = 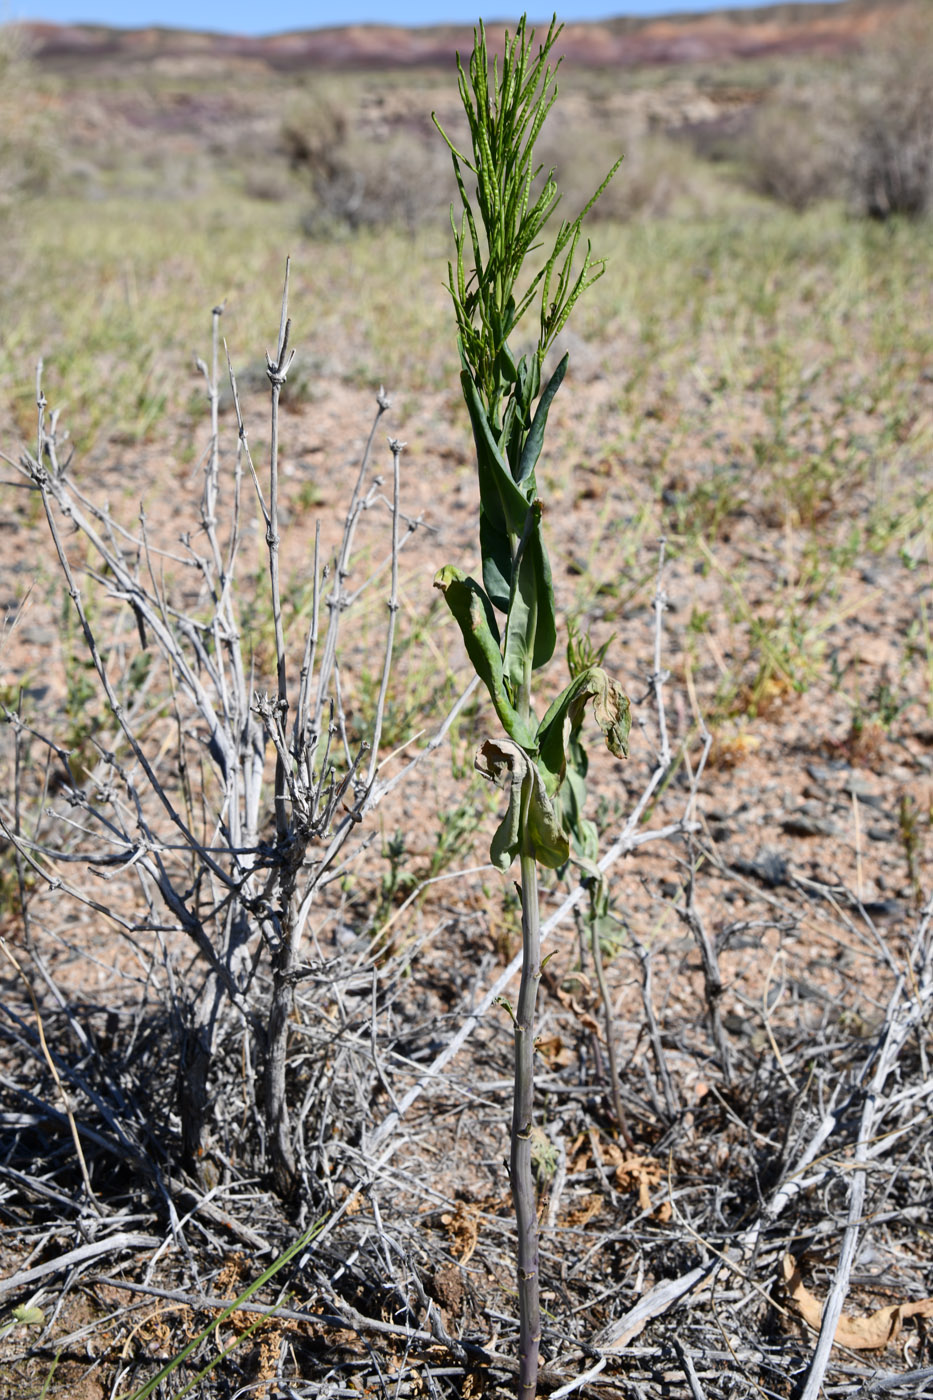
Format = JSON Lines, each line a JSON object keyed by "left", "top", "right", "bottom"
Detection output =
{"left": 782, "top": 1255, "right": 933, "bottom": 1350}
{"left": 536, "top": 1032, "right": 574, "bottom": 1069}
{"left": 564, "top": 1192, "right": 604, "bottom": 1228}
{"left": 441, "top": 1201, "right": 480, "bottom": 1265}
{"left": 554, "top": 981, "right": 600, "bottom": 1034}
{"left": 567, "top": 1135, "right": 673, "bottom": 1221}
{"left": 613, "top": 1151, "right": 672, "bottom": 1221}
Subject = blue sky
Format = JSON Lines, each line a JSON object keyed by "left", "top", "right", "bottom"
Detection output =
{"left": 4, "top": 0, "right": 839, "bottom": 38}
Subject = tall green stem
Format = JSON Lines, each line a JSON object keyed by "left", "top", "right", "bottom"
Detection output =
{"left": 433, "top": 21, "right": 627, "bottom": 1395}
{"left": 513, "top": 840, "right": 542, "bottom": 1399}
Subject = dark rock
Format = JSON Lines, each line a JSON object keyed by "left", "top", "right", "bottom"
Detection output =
{"left": 867, "top": 825, "right": 894, "bottom": 842}
{"left": 860, "top": 899, "right": 906, "bottom": 925}
{"left": 732, "top": 849, "right": 790, "bottom": 887}
{"left": 782, "top": 813, "right": 838, "bottom": 837}
{"left": 806, "top": 761, "right": 850, "bottom": 781}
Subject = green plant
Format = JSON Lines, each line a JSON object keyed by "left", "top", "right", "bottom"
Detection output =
{"left": 434, "top": 18, "right": 628, "bottom": 1396}
{"left": 59, "top": 585, "right": 107, "bottom": 785}
{"left": 375, "top": 827, "right": 413, "bottom": 924}
{"left": 897, "top": 792, "right": 924, "bottom": 904}
{"left": 0, "top": 1301, "right": 45, "bottom": 1344}
{"left": 424, "top": 788, "right": 487, "bottom": 879}
{"left": 843, "top": 673, "right": 906, "bottom": 764}
{"left": 698, "top": 538, "right": 870, "bottom": 719}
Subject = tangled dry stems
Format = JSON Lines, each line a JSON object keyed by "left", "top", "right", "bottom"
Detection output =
{"left": 1, "top": 358, "right": 930, "bottom": 1388}
{"left": 3, "top": 808, "right": 931, "bottom": 1397}
{"left": 743, "top": 7, "right": 933, "bottom": 219}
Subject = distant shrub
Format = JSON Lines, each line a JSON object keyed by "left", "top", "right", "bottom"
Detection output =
{"left": 302, "top": 128, "right": 455, "bottom": 235}
{"left": 283, "top": 94, "right": 455, "bottom": 234}
{"left": 242, "top": 166, "right": 292, "bottom": 202}
{"left": 846, "top": 8, "right": 933, "bottom": 219}
{"left": 742, "top": 7, "right": 933, "bottom": 218}
{"left": 280, "top": 92, "right": 348, "bottom": 185}
{"left": 744, "top": 86, "right": 845, "bottom": 212}
{"left": 0, "top": 27, "right": 57, "bottom": 219}
{"left": 536, "top": 120, "right": 697, "bottom": 223}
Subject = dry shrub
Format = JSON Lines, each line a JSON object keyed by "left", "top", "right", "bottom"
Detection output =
{"left": 537, "top": 119, "right": 696, "bottom": 222}
{"left": 744, "top": 84, "right": 845, "bottom": 212}
{"left": 847, "top": 6, "right": 933, "bottom": 219}
{"left": 283, "top": 93, "right": 455, "bottom": 234}
{"left": 623, "top": 131, "right": 709, "bottom": 219}
{"left": 280, "top": 92, "right": 348, "bottom": 182}
{"left": 302, "top": 128, "right": 456, "bottom": 234}
{"left": 285, "top": 88, "right": 698, "bottom": 234}
{"left": 0, "top": 27, "right": 57, "bottom": 219}
{"left": 242, "top": 166, "right": 293, "bottom": 202}
{"left": 742, "top": 7, "right": 933, "bottom": 217}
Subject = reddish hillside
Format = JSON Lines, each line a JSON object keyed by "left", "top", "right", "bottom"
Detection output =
{"left": 18, "top": 0, "right": 902, "bottom": 73}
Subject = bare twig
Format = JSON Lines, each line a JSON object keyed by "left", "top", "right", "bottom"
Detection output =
{"left": 0, "top": 1233, "right": 162, "bottom": 1298}
{"left": 365, "top": 436, "right": 404, "bottom": 787}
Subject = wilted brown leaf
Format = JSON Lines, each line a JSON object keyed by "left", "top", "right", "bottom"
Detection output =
{"left": 612, "top": 1149, "right": 671, "bottom": 1220}
{"left": 441, "top": 1201, "right": 480, "bottom": 1265}
{"left": 782, "top": 1255, "right": 933, "bottom": 1349}
{"left": 536, "top": 1032, "right": 574, "bottom": 1069}
{"left": 554, "top": 982, "right": 600, "bottom": 1034}
{"left": 564, "top": 1193, "right": 604, "bottom": 1227}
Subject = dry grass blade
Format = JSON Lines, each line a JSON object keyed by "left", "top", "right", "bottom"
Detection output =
{"left": 0, "top": 937, "right": 99, "bottom": 1214}
{"left": 0, "top": 1233, "right": 162, "bottom": 1298}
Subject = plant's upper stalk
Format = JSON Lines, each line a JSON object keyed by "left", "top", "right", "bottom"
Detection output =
{"left": 434, "top": 9, "right": 632, "bottom": 858}
{"left": 435, "top": 17, "right": 621, "bottom": 462}
{"left": 434, "top": 17, "right": 629, "bottom": 1399}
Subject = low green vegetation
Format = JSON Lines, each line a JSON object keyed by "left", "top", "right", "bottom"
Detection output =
{"left": 2, "top": 174, "right": 931, "bottom": 753}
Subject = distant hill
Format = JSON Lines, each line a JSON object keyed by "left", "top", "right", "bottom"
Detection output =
{"left": 18, "top": 0, "right": 902, "bottom": 73}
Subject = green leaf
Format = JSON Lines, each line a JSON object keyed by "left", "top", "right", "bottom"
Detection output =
{"left": 434, "top": 566, "right": 537, "bottom": 749}
{"left": 502, "top": 501, "right": 556, "bottom": 691}
{"left": 518, "top": 352, "right": 567, "bottom": 483}
{"left": 557, "top": 761, "right": 599, "bottom": 862}
{"left": 475, "top": 737, "right": 569, "bottom": 871}
{"left": 495, "top": 994, "right": 518, "bottom": 1025}
{"left": 461, "top": 370, "right": 531, "bottom": 541}
{"left": 536, "top": 666, "right": 631, "bottom": 796}
{"left": 479, "top": 508, "right": 512, "bottom": 613}
{"left": 502, "top": 353, "right": 541, "bottom": 482}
